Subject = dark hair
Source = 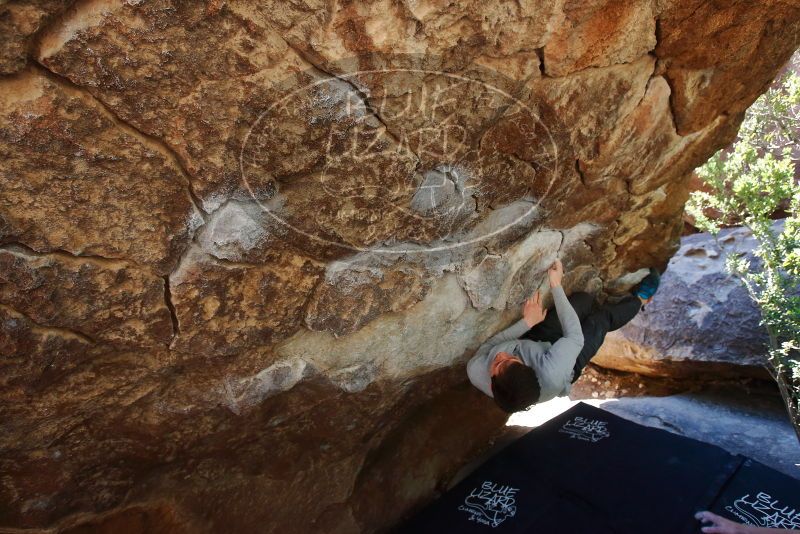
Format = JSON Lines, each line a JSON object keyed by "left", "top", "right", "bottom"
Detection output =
{"left": 491, "top": 362, "right": 541, "bottom": 413}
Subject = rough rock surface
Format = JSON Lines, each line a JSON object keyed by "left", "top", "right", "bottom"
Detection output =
{"left": 656, "top": 0, "right": 800, "bottom": 135}
{"left": 0, "top": 1, "right": 71, "bottom": 75}
{"left": 0, "top": 71, "right": 201, "bottom": 273}
{"left": 1, "top": 1, "right": 800, "bottom": 532}
{"left": 593, "top": 224, "right": 775, "bottom": 379}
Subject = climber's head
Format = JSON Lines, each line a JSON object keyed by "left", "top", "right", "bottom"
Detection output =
{"left": 490, "top": 351, "right": 540, "bottom": 413}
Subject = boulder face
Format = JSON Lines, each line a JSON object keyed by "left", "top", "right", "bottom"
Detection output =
{"left": 1, "top": 1, "right": 799, "bottom": 532}
{"left": 592, "top": 224, "right": 776, "bottom": 380}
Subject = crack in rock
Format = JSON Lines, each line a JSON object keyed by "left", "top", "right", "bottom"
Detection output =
{"left": 0, "top": 241, "right": 132, "bottom": 270}
{"left": 30, "top": 62, "right": 208, "bottom": 221}
{"left": 162, "top": 275, "right": 179, "bottom": 346}
{"left": 0, "top": 303, "right": 96, "bottom": 345}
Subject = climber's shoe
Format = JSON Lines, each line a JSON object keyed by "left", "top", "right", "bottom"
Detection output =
{"left": 635, "top": 268, "right": 661, "bottom": 301}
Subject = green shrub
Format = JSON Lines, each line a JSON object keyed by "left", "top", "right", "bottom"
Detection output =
{"left": 686, "top": 53, "right": 800, "bottom": 440}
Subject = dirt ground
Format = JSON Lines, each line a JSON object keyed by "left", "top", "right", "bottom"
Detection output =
{"left": 569, "top": 363, "right": 781, "bottom": 400}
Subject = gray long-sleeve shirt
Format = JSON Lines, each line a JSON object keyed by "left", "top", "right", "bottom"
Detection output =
{"left": 466, "top": 286, "right": 584, "bottom": 403}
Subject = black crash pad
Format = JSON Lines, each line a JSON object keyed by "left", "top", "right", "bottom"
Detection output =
{"left": 707, "top": 457, "right": 800, "bottom": 530}
{"left": 398, "top": 402, "right": 800, "bottom": 534}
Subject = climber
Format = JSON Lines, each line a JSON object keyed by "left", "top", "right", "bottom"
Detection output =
{"left": 466, "top": 259, "right": 661, "bottom": 413}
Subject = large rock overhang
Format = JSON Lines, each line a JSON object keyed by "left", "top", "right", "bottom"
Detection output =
{"left": 1, "top": 0, "right": 799, "bottom": 531}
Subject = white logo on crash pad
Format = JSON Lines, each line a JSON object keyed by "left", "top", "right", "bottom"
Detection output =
{"left": 458, "top": 481, "right": 518, "bottom": 528}
{"left": 559, "top": 416, "right": 610, "bottom": 443}
{"left": 725, "top": 492, "right": 800, "bottom": 529}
